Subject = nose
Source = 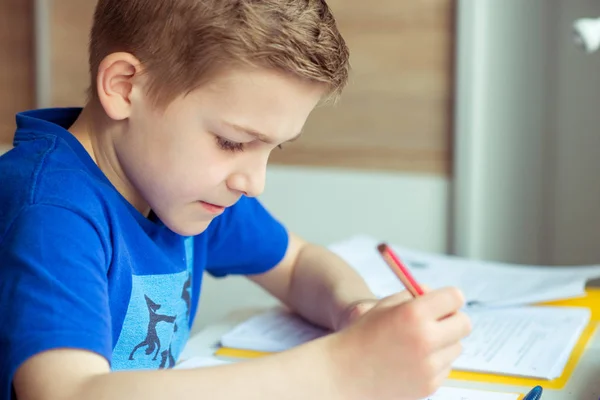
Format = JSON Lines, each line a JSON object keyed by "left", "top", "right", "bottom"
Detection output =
{"left": 226, "top": 160, "right": 267, "bottom": 198}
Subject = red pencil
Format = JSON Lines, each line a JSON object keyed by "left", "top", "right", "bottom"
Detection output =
{"left": 377, "top": 243, "right": 425, "bottom": 297}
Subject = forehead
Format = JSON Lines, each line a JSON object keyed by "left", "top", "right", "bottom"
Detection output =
{"left": 202, "top": 67, "right": 323, "bottom": 112}
{"left": 176, "top": 67, "right": 325, "bottom": 140}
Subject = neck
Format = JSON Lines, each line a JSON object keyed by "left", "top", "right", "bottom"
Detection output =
{"left": 69, "top": 102, "right": 151, "bottom": 216}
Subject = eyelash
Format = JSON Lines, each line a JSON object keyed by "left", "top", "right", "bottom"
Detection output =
{"left": 216, "top": 136, "right": 245, "bottom": 152}
{"left": 215, "top": 136, "right": 284, "bottom": 152}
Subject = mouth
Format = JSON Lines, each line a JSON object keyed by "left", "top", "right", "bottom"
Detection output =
{"left": 199, "top": 201, "right": 226, "bottom": 214}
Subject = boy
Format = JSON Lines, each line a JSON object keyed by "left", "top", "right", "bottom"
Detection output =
{"left": 0, "top": 1, "right": 471, "bottom": 399}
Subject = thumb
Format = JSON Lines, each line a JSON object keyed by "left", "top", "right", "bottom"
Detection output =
{"left": 377, "top": 290, "right": 414, "bottom": 308}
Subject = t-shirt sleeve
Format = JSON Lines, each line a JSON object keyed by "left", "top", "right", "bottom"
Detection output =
{"left": 204, "top": 196, "right": 289, "bottom": 277}
{"left": 0, "top": 204, "right": 111, "bottom": 399}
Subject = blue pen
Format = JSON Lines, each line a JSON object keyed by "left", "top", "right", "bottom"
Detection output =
{"left": 523, "top": 385, "right": 543, "bottom": 400}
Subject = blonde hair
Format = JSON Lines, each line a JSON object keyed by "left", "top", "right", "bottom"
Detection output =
{"left": 89, "top": 0, "right": 350, "bottom": 107}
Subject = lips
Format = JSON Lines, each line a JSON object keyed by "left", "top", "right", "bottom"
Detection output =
{"left": 203, "top": 201, "right": 225, "bottom": 208}
{"left": 199, "top": 201, "right": 226, "bottom": 214}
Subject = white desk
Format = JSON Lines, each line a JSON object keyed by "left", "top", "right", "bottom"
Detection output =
{"left": 180, "top": 308, "right": 600, "bottom": 400}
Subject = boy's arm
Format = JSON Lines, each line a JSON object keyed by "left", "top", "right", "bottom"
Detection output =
{"left": 14, "top": 288, "right": 471, "bottom": 400}
{"left": 13, "top": 340, "right": 341, "bottom": 400}
{"left": 248, "top": 233, "right": 400, "bottom": 330}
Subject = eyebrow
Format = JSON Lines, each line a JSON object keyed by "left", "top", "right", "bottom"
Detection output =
{"left": 224, "top": 122, "right": 302, "bottom": 144}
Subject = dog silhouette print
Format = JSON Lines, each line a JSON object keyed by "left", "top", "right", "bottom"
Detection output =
{"left": 129, "top": 295, "right": 177, "bottom": 361}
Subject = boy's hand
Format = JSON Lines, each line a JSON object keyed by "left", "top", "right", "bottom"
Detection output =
{"left": 326, "top": 287, "right": 471, "bottom": 400}
{"left": 334, "top": 299, "right": 379, "bottom": 330}
{"left": 335, "top": 291, "right": 412, "bottom": 330}
{"left": 335, "top": 286, "right": 432, "bottom": 330}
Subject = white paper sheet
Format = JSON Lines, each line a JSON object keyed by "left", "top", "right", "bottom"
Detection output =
{"left": 455, "top": 306, "right": 590, "bottom": 379}
{"left": 422, "top": 387, "right": 520, "bottom": 400}
{"left": 220, "top": 308, "right": 328, "bottom": 352}
{"left": 328, "top": 235, "right": 600, "bottom": 307}
{"left": 175, "top": 356, "right": 232, "bottom": 369}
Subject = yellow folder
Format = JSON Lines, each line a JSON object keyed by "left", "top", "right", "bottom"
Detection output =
{"left": 448, "top": 288, "right": 600, "bottom": 389}
{"left": 214, "top": 288, "right": 600, "bottom": 390}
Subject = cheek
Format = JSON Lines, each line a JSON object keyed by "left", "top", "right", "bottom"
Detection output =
{"left": 124, "top": 116, "right": 233, "bottom": 201}
{"left": 157, "top": 148, "right": 232, "bottom": 199}
{"left": 175, "top": 133, "right": 234, "bottom": 185}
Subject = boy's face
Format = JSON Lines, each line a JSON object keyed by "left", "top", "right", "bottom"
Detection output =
{"left": 115, "top": 66, "right": 323, "bottom": 236}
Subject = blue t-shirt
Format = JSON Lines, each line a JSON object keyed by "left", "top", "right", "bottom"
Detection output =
{"left": 0, "top": 108, "right": 289, "bottom": 398}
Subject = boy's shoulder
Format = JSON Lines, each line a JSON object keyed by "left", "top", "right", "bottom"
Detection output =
{"left": 0, "top": 108, "right": 123, "bottom": 235}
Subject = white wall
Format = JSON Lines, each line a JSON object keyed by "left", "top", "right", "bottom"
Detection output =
{"left": 260, "top": 167, "right": 449, "bottom": 250}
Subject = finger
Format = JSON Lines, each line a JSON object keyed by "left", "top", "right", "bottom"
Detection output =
{"left": 431, "top": 342, "right": 463, "bottom": 374}
{"left": 394, "top": 290, "right": 413, "bottom": 303}
{"left": 432, "top": 365, "right": 453, "bottom": 389}
{"left": 415, "top": 287, "right": 465, "bottom": 320}
{"left": 377, "top": 291, "right": 416, "bottom": 308}
{"left": 431, "top": 311, "right": 472, "bottom": 350}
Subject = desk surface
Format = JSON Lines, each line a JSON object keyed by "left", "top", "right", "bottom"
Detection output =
{"left": 180, "top": 308, "right": 600, "bottom": 400}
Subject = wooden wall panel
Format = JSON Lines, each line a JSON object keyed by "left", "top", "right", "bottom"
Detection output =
{"left": 50, "top": 0, "right": 97, "bottom": 106}
{"left": 270, "top": 0, "right": 456, "bottom": 174}
{"left": 0, "top": 0, "right": 35, "bottom": 146}
{"left": 47, "top": 0, "right": 455, "bottom": 174}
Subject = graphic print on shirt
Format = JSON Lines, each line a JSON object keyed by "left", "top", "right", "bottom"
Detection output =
{"left": 181, "top": 276, "right": 192, "bottom": 319}
{"left": 111, "top": 238, "right": 194, "bottom": 370}
{"left": 128, "top": 294, "right": 178, "bottom": 368}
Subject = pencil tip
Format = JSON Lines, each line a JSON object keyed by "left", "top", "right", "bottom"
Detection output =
{"left": 376, "top": 243, "right": 387, "bottom": 253}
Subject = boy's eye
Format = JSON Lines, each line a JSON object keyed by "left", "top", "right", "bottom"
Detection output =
{"left": 216, "top": 136, "right": 245, "bottom": 152}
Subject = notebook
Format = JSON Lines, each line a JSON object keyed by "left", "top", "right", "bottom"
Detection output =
{"left": 219, "top": 305, "right": 591, "bottom": 380}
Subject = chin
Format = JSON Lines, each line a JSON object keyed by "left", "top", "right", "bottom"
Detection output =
{"left": 164, "top": 217, "right": 213, "bottom": 237}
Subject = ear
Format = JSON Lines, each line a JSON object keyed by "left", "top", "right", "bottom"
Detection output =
{"left": 96, "top": 52, "right": 143, "bottom": 121}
